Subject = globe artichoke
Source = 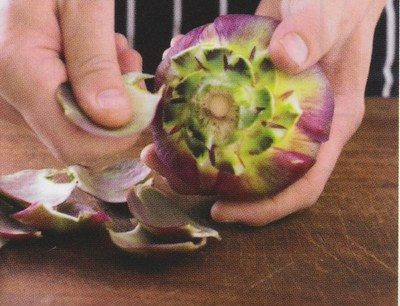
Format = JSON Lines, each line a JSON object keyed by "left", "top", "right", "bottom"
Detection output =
{"left": 152, "top": 15, "right": 334, "bottom": 198}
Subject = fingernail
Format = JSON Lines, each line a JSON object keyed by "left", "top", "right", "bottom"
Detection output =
{"left": 211, "top": 205, "right": 237, "bottom": 224}
{"left": 280, "top": 32, "right": 308, "bottom": 66}
{"left": 97, "top": 89, "right": 127, "bottom": 109}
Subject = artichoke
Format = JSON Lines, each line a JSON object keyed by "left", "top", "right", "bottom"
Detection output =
{"left": 152, "top": 14, "right": 334, "bottom": 199}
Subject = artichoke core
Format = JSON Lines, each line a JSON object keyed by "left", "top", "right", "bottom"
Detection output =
{"left": 206, "top": 94, "right": 231, "bottom": 119}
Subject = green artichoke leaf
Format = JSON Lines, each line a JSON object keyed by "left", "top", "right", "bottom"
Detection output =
{"left": 57, "top": 72, "right": 162, "bottom": 138}
{"left": 108, "top": 223, "right": 207, "bottom": 257}
{"left": 127, "top": 185, "right": 220, "bottom": 241}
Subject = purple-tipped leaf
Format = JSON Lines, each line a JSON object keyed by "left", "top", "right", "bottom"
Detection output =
{"left": 69, "top": 159, "right": 152, "bottom": 203}
{"left": 0, "top": 197, "right": 41, "bottom": 249}
{"left": 0, "top": 205, "right": 41, "bottom": 240}
{"left": 155, "top": 25, "right": 208, "bottom": 89}
{"left": 214, "top": 14, "right": 278, "bottom": 57}
{"left": 127, "top": 185, "right": 220, "bottom": 241}
{"left": 0, "top": 168, "right": 77, "bottom": 207}
{"left": 12, "top": 202, "right": 109, "bottom": 233}
{"left": 274, "top": 66, "right": 334, "bottom": 143}
{"left": 0, "top": 218, "right": 41, "bottom": 240}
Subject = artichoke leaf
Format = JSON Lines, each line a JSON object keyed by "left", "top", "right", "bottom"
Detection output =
{"left": 127, "top": 185, "right": 220, "bottom": 241}
{"left": 57, "top": 72, "right": 162, "bottom": 138}
{"left": 108, "top": 223, "right": 207, "bottom": 256}
{"left": 69, "top": 159, "right": 152, "bottom": 203}
{"left": 0, "top": 168, "right": 77, "bottom": 208}
{"left": 11, "top": 202, "right": 109, "bottom": 233}
{"left": 0, "top": 201, "right": 41, "bottom": 241}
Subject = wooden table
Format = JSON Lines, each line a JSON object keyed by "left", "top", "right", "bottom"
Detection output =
{"left": 0, "top": 98, "right": 397, "bottom": 305}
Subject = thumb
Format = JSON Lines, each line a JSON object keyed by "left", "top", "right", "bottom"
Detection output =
{"left": 59, "top": 1, "right": 132, "bottom": 128}
{"left": 268, "top": 0, "right": 350, "bottom": 74}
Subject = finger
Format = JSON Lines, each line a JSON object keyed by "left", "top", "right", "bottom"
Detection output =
{"left": 140, "top": 144, "right": 198, "bottom": 194}
{"left": 115, "top": 33, "right": 129, "bottom": 53}
{"left": 114, "top": 33, "right": 143, "bottom": 75}
{"left": 118, "top": 49, "right": 143, "bottom": 74}
{"left": 267, "top": 0, "right": 370, "bottom": 74}
{"left": 59, "top": 0, "right": 132, "bottom": 128}
{"left": 255, "top": 0, "right": 281, "bottom": 19}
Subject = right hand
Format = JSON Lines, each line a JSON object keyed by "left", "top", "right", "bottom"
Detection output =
{"left": 141, "top": 0, "right": 386, "bottom": 226}
{"left": 0, "top": 0, "right": 142, "bottom": 166}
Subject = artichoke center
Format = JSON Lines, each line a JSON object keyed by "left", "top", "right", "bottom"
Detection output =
{"left": 162, "top": 44, "right": 303, "bottom": 175}
{"left": 206, "top": 93, "right": 232, "bottom": 119}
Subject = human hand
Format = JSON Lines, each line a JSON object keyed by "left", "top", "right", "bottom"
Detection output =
{"left": 141, "top": 0, "right": 386, "bottom": 226}
{"left": 0, "top": 0, "right": 142, "bottom": 166}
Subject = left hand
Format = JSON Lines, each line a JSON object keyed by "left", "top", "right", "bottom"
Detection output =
{"left": 141, "top": 0, "right": 386, "bottom": 226}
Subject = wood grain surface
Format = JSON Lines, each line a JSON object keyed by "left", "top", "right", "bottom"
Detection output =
{"left": 0, "top": 98, "right": 397, "bottom": 305}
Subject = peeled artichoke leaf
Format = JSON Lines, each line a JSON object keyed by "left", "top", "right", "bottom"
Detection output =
{"left": 57, "top": 72, "right": 162, "bottom": 138}
{"left": 11, "top": 202, "right": 109, "bottom": 233}
{"left": 0, "top": 203, "right": 41, "bottom": 240}
{"left": 127, "top": 185, "right": 220, "bottom": 241}
{"left": 0, "top": 168, "right": 77, "bottom": 208}
{"left": 68, "top": 159, "right": 152, "bottom": 203}
{"left": 108, "top": 223, "right": 207, "bottom": 256}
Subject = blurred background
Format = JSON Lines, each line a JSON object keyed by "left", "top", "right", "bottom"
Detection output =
{"left": 115, "top": 0, "right": 399, "bottom": 97}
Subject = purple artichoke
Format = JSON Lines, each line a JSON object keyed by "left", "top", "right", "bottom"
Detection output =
{"left": 152, "top": 14, "right": 334, "bottom": 198}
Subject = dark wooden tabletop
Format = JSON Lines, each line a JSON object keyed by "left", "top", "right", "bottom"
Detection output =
{"left": 0, "top": 97, "right": 397, "bottom": 305}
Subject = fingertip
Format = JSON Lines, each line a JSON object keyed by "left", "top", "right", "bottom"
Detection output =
{"left": 212, "top": 201, "right": 272, "bottom": 226}
{"left": 210, "top": 202, "right": 238, "bottom": 224}
{"left": 140, "top": 143, "right": 199, "bottom": 195}
{"left": 115, "top": 33, "right": 129, "bottom": 53}
{"left": 118, "top": 49, "right": 143, "bottom": 74}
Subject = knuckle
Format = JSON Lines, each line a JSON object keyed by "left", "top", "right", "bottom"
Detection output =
{"left": 71, "top": 53, "right": 119, "bottom": 82}
{"left": 131, "top": 49, "right": 142, "bottom": 62}
{"left": 115, "top": 33, "right": 128, "bottom": 50}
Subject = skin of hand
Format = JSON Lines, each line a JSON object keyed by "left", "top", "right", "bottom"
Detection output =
{"left": 141, "top": 0, "right": 387, "bottom": 226}
{"left": 0, "top": 0, "right": 142, "bottom": 166}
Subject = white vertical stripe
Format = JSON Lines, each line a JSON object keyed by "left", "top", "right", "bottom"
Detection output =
{"left": 173, "top": 0, "right": 182, "bottom": 38}
{"left": 126, "top": 0, "right": 136, "bottom": 48}
{"left": 0, "top": 0, "right": 10, "bottom": 10}
{"left": 382, "top": 0, "right": 396, "bottom": 97}
{"left": 219, "top": 0, "right": 228, "bottom": 16}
